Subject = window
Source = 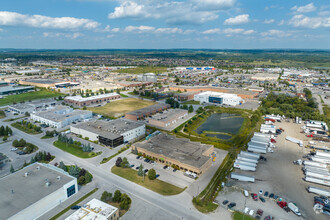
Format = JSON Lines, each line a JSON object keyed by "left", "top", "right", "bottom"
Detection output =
{"left": 67, "top": 184, "right": 76, "bottom": 197}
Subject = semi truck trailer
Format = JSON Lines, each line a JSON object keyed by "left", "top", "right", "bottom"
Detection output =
{"left": 237, "top": 156, "right": 259, "bottom": 164}
{"left": 307, "top": 186, "right": 330, "bottom": 197}
{"left": 234, "top": 163, "right": 256, "bottom": 171}
{"left": 230, "top": 173, "right": 255, "bottom": 182}
{"left": 240, "top": 151, "right": 260, "bottom": 159}
{"left": 304, "top": 176, "right": 330, "bottom": 186}
{"left": 303, "top": 160, "right": 327, "bottom": 168}
{"left": 305, "top": 171, "right": 330, "bottom": 181}
{"left": 248, "top": 147, "right": 267, "bottom": 154}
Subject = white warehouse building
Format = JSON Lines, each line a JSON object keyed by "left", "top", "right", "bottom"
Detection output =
{"left": 194, "top": 91, "right": 244, "bottom": 106}
{"left": 30, "top": 106, "right": 93, "bottom": 128}
{"left": 70, "top": 118, "right": 145, "bottom": 148}
{"left": 0, "top": 163, "right": 78, "bottom": 220}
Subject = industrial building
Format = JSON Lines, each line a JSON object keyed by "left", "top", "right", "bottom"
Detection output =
{"left": 133, "top": 132, "right": 214, "bottom": 175}
{"left": 71, "top": 119, "right": 145, "bottom": 147}
{"left": 30, "top": 106, "right": 93, "bottom": 128}
{"left": 148, "top": 109, "right": 188, "bottom": 129}
{"left": 0, "top": 163, "right": 78, "bottom": 220}
{"left": 64, "top": 93, "right": 120, "bottom": 107}
{"left": 0, "top": 84, "right": 34, "bottom": 95}
{"left": 125, "top": 103, "right": 170, "bottom": 121}
{"left": 8, "top": 99, "right": 57, "bottom": 114}
{"left": 251, "top": 73, "right": 279, "bottom": 81}
{"left": 137, "top": 73, "right": 157, "bottom": 83}
{"left": 19, "top": 79, "right": 71, "bottom": 88}
{"left": 65, "top": 198, "right": 119, "bottom": 220}
{"left": 173, "top": 92, "right": 199, "bottom": 101}
{"left": 117, "top": 81, "right": 153, "bottom": 88}
{"left": 194, "top": 91, "right": 244, "bottom": 106}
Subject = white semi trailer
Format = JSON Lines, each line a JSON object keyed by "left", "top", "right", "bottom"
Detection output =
{"left": 237, "top": 156, "right": 259, "bottom": 164}
{"left": 311, "top": 156, "right": 330, "bottom": 164}
{"left": 307, "top": 186, "right": 330, "bottom": 197}
{"left": 240, "top": 151, "right": 260, "bottom": 159}
{"left": 304, "top": 160, "right": 327, "bottom": 168}
{"left": 235, "top": 160, "right": 257, "bottom": 167}
{"left": 315, "top": 151, "right": 330, "bottom": 159}
{"left": 285, "top": 136, "right": 303, "bottom": 147}
{"left": 234, "top": 163, "right": 256, "bottom": 171}
{"left": 304, "top": 176, "right": 330, "bottom": 186}
{"left": 305, "top": 171, "right": 330, "bottom": 181}
{"left": 230, "top": 173, "right": 255, "bottom": 182}
{"left": 248, "top": 147, "right": 267, "bottom": 154}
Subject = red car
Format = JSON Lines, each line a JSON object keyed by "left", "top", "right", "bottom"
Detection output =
{"left": 251, "top": 193, "right": 258, "bottom": 201}
{"left": 270, "top": 138, "right": 276, "bottom": 143}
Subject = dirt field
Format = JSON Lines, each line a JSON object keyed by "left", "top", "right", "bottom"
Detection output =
{"left": 88, "top": 98, "right": 156, "bottom": 118}
{"left": 217, "top": 120, "right": 329, "bottom": 220}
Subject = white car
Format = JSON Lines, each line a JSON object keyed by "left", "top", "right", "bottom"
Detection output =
{"left": 244, "top": 207, "right": 250, "bottom": 214}
{"left": 244, "top": 190, "right": 249, "bottom": 197}
{"left": 249, "top": 209, "right": 254, "bottom": 216}
{"left": 259, "top": 189, "right": 263, "bottom": 195}
{"left": 11, "top": 147, "right": 18, "bottom": 151}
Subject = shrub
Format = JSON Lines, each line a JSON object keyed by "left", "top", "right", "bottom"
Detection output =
{"left": 78, "top": 176, "right": 85, "bottom": 185}
{"left": 113, "top": 190, "right": 122, "bottom": 202}
{"left": 119, "top": 193, "right": 131, "bottom": 210}
{"left": 115, "top": 157, "right": 122, "bottom": 167}
{"left": 148, "top": 168, "right": 156, "bottom": 180}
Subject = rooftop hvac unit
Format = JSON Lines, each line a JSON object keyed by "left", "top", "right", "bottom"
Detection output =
{"left": 24, "top": 172, "right": 29, "bottom": 177}
{"left": 57, "top": 176, "right": 61, "bottom": 181}
{"left": 36, "top": 166, "right": 40, "bottom": 170}
{"left": 45, "top": 181, "right": 51, "bottom": 187}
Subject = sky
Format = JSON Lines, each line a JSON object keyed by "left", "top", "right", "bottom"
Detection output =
{"left": 0, "top": 0, "right": 329, "bottom": 49}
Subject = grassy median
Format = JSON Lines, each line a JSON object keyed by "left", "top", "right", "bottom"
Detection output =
{"left": 111, "top": 166, "right": 185, "bottom": 195}
{"left": 232, "top": 211, "right": 256, "bottom": 220}
{"left": 53, "top": 141, "right": 101, "bottom": 159}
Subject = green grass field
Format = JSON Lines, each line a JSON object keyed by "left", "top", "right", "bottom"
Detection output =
{"left": 88, "top": 98, "right": 156, "bottom": 118}
{"left": 115, "top": 66, "right": 168, "bottom": 74}
{"left": 182, "top": 100, "right": 200, "bottom": 105}
{"left": 53, "top": 140, "right": 101, "bottom": 158}
{"left": 0, "top": 90, "right": 63, "bottom": 106}
{"left": 111, "top": 166, "right": 185, "bottom": 195}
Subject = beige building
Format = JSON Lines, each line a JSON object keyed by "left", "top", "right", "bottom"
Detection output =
{"left": 148, "top": 109, "right": 188, "bottom": 129}
{"left": 65, "top": 198, "right": 119, "bottom": 220}
{"left": 133, "top": 133, "right": 214, "bottom": 175}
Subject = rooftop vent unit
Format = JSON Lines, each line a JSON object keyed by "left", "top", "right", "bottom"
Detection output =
{"left": 56, "top": 176, "right": 61, "bottom": 181}
{"left": 24, "top": 172, "right": 29, "bottom": 177}
{"left": 45, "top": 181, "right": 51, "bottom": 187}
{"left": 36, "top": 166, "right": 40, "bottom": 171}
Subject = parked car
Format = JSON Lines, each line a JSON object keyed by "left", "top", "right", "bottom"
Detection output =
{"left": 257, "top": 209, "right": 264, "bottom": 216}
{"left": 228, "top": 202, "right": 236, "bottom": 209}
{"left": 260, "top": 197, "right": 266, "bottom": 203}
{"left": 251, "top": 193, "right": 258, "bottom": 201}
{"left": 70, "top": 205, "right": 81, "bottom": 210}
{"left": 264, "top": 215, "right": 273, "bottom": 220}
{"left": 259, "top": 189, "right": 263, "bottom": 195}
{"left": 274, "top": 195, "right": 279, "bottom": 200}
{"left": 155, "top": 174, "right": 160, "bottom": 178}
{"left": 244, "top": 190, "right": 249, "bottom": 197}
{"left": 130, "top": 164, "right": 135, "bottom": 168}
{"left": 163, "top": 165, "right": 168, "bottom": 169}
{"left": 11, "top": 147, "right": 18, "bottom": 151}
{"left": 136, "top": 166, "right": 140, "bottom": 170}
{"left": 269, "top": 193, "right": 274, "bottom": 199}
{"left": 222, "top": 200, "right": 229, "bottom": 205}
{"left": 249, "top": 209, "right": 254, "bottom": 216}
{"left": 264, "top": 191, "right": 269, "bottom": 197}
{"left": 173, "top": 169, "right": 177, "bottom": 172}
{"left": 136, "top": 156, "right": 141, "bottom": 159}
{"left": 244, "top": 207, "right": 249, "bottom": 214}
{"left": 144, "top": 169, "right": 148, "bottom": 173}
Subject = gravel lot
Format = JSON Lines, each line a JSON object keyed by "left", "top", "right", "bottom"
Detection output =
{"left": 217, "top": 121, "right": 329, "bottom": 220}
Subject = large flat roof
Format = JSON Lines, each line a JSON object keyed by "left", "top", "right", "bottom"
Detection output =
{"left": 64, "top": 93, "right": 119, "bottom": 102}
{"left": 22, "top": 79, "right": 65, "bottom": 84}
{"left": 32, "top": 106, "right": 92, "bottom": 122}
{"left": 126, "top": 103, "right": 170, "bottom": 116}
{"left": 71, "top": 118, "right": 144, "bottom": 140}
{"left": 0, "top": 163, "right": 75, "bottom": 219}
{"left": 0, "top": 85, "right": 34, "bottom": 93}
{"left": 149, "top": 109, "right": 188, "bottom": 123}
{"left": 134, "top": 133, "right": 212, "bottom": 168}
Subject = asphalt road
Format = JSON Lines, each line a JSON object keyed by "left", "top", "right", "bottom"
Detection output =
{"left": 2, "top": 119, "right": 214, "bottom": 220}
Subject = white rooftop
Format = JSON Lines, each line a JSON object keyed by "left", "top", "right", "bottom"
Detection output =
{"left": 65, "top": 198, "right": 118, "bottom": 220}
{"left": 65, "top": 93, "right": 119, "bottom": 102}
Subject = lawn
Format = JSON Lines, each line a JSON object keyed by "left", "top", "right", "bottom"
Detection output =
{"left": 11, "top": 122, "right": 42, "bottom": 134}
{"left": 115, "top": 66, "right": 168, "bottom": 74}
{"left": 0, "top": 110, "right": 5, "bottom": 118}
{"left": 182, "top": 100, "right": 200, "bottom": 105}
{"left": 120, "top": 93, "right": 128, "bottom": 98}
{"left": 88, "top": 98, "right": 156, "bottom": 118}
{"left": 232, "top": 211, "right": 256, "bottom": 220}
{"left": 111, "top": 166, "right": 185, "bottom": 195}
{"left": 0, "top": 90, "right": 63, "bottom": 106}
{"left": 53, "top": 140, "right": 102, "bottom": 158}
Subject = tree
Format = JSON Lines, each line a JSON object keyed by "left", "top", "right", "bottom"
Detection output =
{"left": 188, "top": 105, "right": 194, "bottom": 113}
{"left": 120, "top": 157, "right": 129, "bottom": 168}
{"left": 83, "top": 106, "right": 87, "bottom": 110}
{"left": 120, "top": 193, "right": 131, "bottom": 210}
{"left": 138, "top": 164, "right": 144, "bottom": 176}
{"left": 0, "top": 126, "right": 4, "bottom": 136}
{"left": 113, "top": 190, "right": 122, "bottom": 202}
{"left": 101, "top": 191, "right": 112, "bottom": 203}
{"left": 148, "top": 168, "right": 156, "bottom": 180}
{"left": 59, "top": 161, "right": 67, "bottom": 171}
{"left": 115, "top": 157, "right": 122, "bottom": 167}
{"left": 68, "top": 165, "right": 81, "bottom": 178}
{"left": 12, "top": 139, "right": 19, "bottom": 147}
{"left": 10, "top": 164, "right": 14, "bottom": 173}
{"left": 84, "top": 172, "right": 93, "bottom": 183}
{"left": 78, "top": 176, "right": 85, "bottom": 185}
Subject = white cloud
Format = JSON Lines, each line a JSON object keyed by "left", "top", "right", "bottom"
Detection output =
{"left": 124, "top": 25, "right": 155, "bottom": 33}
{"left": 154, "top": 28, "right": 183, "bottom": 34}
{"left": 0, "top": 11, "right": 100, "bottom": 30}
{"left": 263, "top": 19, "right": 275, "bottom": 24}
{"left": 261, "top": 29, "right": 291, "bottom": 37}
{"left": 291, "top": 3, "right": 316, "bottom": 13}
{"left": 223, "top": 28, "right": 244, "bottom": 34}
{"left": 108, "top": 1, "right": 147, "bottom": 19}
{"left": 43, "top": 32, "right": 83, "bottom": 39}
{"left": 243, "top": 29, "right": 255, "bottom": 35}
{"left": 278, "top": 20, "right": 285, "bottom": 25}
{"left": 202, "top": 28, "right": 221, "bottom": 34}
{"left": 111, "top": 28, "right": 120, "bottom": 32}
{"left": 224, "top": 14, "right": 250, "bottom": 25}
{"left": 108, "top": 0, "right": 235, "bottom": 25}
{"left": 288, "top": 14, "right": 330, "bottom": 28}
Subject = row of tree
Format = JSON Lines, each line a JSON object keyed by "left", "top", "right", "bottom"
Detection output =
{"left": 57, "top": 134, "right": 93, "bottom": 152}
{"left": 29, "top": 151, "right": 53, "bottom": 163}
{"left": 0, "top": 125, "right": 12, "bottom": 137}
{"left": 16, "top": 120, "right": 41, "bottom": 132}
{"left": 57, "top": 161, "right": 93, "bottom": 185}
{"left": 115, "top": 157, "right": 157, "bottom": 180}
{"left": 101, "top": 190, "right": 132, "bottom": 210}
{"left": 12, "top": 138, "right": 38, "bottom": 153}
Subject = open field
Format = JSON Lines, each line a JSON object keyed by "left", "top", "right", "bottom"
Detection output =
{"left": 53, "top": 140, "right": 101, "bottom": 159}
{"left": 111, "top": 166, "right": 185, "bottom": 196}
{"left": 115, "top": 66, "right": 168, "bottom": 74}
{"left": 182, "top": 100, "right": 200, "bottom": 105}
{"left": 88, "top": 98, "right": 156, "bottom": 118}
{"left": 0, "top": 90, "right": 62, "bottom": 106}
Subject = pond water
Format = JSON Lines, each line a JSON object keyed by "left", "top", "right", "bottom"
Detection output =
{"left": 196, "top": 113, "right": 244, "bottom": 139}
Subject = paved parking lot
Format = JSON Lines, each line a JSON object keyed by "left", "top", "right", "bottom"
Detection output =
{"left": 218, "top": 121, "right": 329, "bottom": 220}
{"left": 126, "top": 153, "right": 195, "bottom": 188}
